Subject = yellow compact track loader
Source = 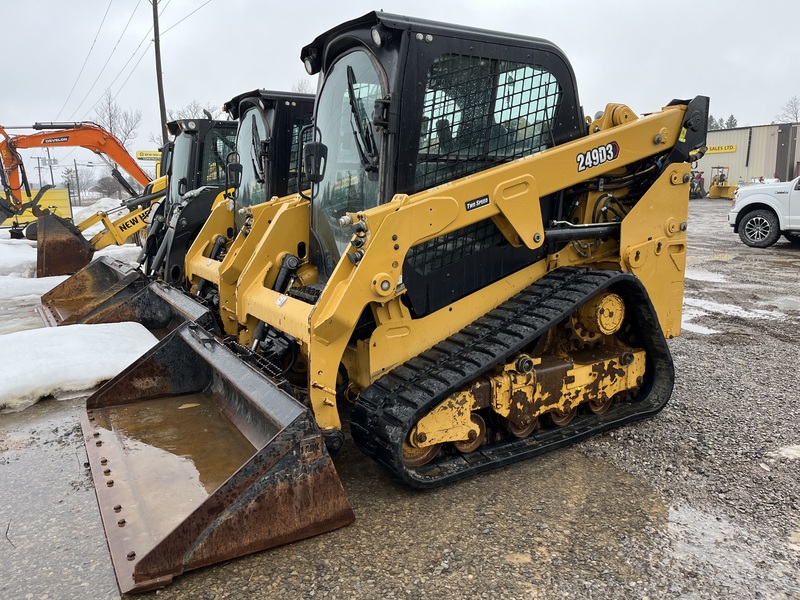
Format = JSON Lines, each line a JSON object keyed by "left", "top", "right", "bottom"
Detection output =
{"left": 80, "top": 13, "right": 708, "bottom": 593}
{"left": 37, "top": 117, "right": 237, "bottom": 327}
{"left": 38, "top": 94, "right": 312, "bottom": 332}
{"left": 707, "top": 165, "right": 736, "bottom": 199}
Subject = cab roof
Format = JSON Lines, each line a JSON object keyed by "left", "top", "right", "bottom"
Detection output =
{"left": 300, "top": 11, "right": 567, "bottom": 74}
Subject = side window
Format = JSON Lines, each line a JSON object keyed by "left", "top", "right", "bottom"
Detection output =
{"left": 415, "top": 54, "right": 562, "bottom": 192}
{"left": 236, "top": 109, "right": 269, "bottom": 210}
{"left": 419, "top": 89, "right": 462, "bottom": 151}
{"left": 201, "top": 126, "right": 236, "bottom": 187}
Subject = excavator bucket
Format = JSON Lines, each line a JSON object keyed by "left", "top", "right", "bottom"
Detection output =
{"left": 38, "top": 256, "right": 215, "bottom": 335}
{"left": 81, "top": 322, "right": 355, "bottom": 593}
{"left": 36, "top": 212, "right": 94, "bottom": 277}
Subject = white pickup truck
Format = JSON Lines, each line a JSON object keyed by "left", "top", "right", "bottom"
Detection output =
{"left": 728, "top": 176, "right": 800, "bottom": 247}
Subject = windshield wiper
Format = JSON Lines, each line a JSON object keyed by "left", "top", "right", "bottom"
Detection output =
{"left": 346, "top": 65, "right": 378, "bottom": 173}
{"left": 250, "top": 118, "right": 265, "bottom": 183}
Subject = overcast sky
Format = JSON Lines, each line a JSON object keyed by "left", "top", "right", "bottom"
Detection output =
{"left": 4, "top": 0, "right": 799, "bottom": 181}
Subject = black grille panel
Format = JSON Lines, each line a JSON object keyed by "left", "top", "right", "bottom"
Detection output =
{"left": 406, "top": 220, "right": 505, "bottom": 276}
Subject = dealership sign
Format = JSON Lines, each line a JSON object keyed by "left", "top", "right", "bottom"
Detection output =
{"left": 135, "top": 150, "right": 162, "bottom": 161}
{"left": 706, "top": 144, "right": 737, "bottom": 154}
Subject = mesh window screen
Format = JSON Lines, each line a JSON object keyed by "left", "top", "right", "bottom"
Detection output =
{"left": 201, "top": 127, "right": 237, "bottom": 187}
{"left": 415, "top": 54, "right": 562, "bottom": 192}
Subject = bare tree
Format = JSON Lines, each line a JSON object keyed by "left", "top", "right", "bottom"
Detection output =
{"left": 92, "top": 174, "right": 128, "bottom": 199}
{"left": 61, "top": 166, "right": 96, "bottom": 198}
{"left": 292, "top": 78, "right": 315, "bottom": 94}
{"left": 168, "top": 100, "right": 223, "bottom": 121}
{"left": 777, "top": 95, "right": 800, "bottom": 123}
{"left": 93, "top": 91, "right": 142, "bottom": 148}
{"left": 148, "top": 100, "right": 227, "bottom": 145}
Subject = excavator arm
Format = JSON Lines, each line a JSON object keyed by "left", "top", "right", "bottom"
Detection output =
{"left": 0, "top": 122, "right": 151, "bottom": 219}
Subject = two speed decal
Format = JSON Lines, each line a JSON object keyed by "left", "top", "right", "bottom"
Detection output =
{"left": 576, "top": 142, "right": 619, "bottom": 172}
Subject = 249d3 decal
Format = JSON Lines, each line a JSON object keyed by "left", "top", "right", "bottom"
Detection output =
{"left": 576, "top": 141, "right": 619, "bottom": 172}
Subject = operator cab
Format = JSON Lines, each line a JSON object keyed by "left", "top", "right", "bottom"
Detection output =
{"left": 143, "top": 118, "right": 238, "bottom": 281}
{"left": 223, "top": 90, "right": 315, "bottom": 233}
{"left": 165, "top": 119, "right": 238, "bottom": 214}
{"left": 301, "top": 12, "right": 585, "bottom": 310}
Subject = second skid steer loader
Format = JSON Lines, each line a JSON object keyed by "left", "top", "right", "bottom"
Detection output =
{"left": 37, "top": 117, "right": 237, "bottom": 328}
{"left": 38, "top": 94, "right": 313, "bottom": 333}
{"left": 79, "top": 12, "right": 708, "bottom": 593}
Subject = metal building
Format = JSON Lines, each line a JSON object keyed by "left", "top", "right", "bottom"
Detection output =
{"left": 694, "top": 122, "right": 800, "bottom": 185}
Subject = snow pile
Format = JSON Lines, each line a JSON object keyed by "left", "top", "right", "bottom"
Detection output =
{"left": 0, "top": 322, "right": 158, "bottom": 413}
{"left": 0, "top": 226, "right": 157, "bottom": 412}
{"left": 96, "top": 243, "right": 142, "bottom": 264}
{"left": 0, "top": 275, "right": 68, "bottom": 301}
{"left": 72, "top": 197, "right": 125, "bottom": 222}
{"left": 73, "top": 197, "right": 130, "bottom": 238}
{"left": 0, "top": 238, "right": 38, "bottom": 277}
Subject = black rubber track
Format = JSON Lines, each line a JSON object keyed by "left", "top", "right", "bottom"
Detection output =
{"left": 351, "top": 267, "right": 674, "bottom": 489}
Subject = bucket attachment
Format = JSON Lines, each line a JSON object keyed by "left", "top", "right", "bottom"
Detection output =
{"left": 81, "top": 322, "right": 355, "bottom": 593}
{"left": 37, "top": 257, "right": 216, "bottom": 335}
{"left": 36, "top": 212, "right": 94, "bottom": 277}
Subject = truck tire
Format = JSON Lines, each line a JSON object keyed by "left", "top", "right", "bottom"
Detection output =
{"left": 739, "top": 209, "right": 780, "bottom": 248}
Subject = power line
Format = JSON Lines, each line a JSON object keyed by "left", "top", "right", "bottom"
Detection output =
{"left": 68, "top": 0, "right": 145, "bottom": 120}
{"left": 55, "top": 0, "right": 114, "bottom": 120}
{"left": 104, "top": 0, "right": 211, "bottom": 105}
{"left": 79, "top": 0, "right": 173, "bottom": 119}
{"left": 160, "top": 0, "right": 213, "bottom": 36}
{"left": 112, "top": 42, "right": 154, "bottom": 103}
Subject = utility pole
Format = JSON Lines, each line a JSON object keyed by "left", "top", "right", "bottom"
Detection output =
{"left": 35, "top": 156, "right": 43, "bottom": 188}
{"left": 152, "top": 0, "right": 169, "bottom": 146}
{"left": 74, "top": 159, "right": 82, "bottom": 205}
{"left": 46, "top": 148, "right": 55, "bottom": 185}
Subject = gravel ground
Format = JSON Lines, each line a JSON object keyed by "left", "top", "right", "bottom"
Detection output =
{"left": 0, "top": 198, "right": 798, "bottom": 599}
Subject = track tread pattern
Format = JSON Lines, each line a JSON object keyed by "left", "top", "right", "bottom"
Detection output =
{"left": 351, "top": 267, "right": 674, "bottom": 488}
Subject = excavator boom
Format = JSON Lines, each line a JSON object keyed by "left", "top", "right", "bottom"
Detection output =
{"left": 1, "top": 121, "right": 158, "bottom": 275}
{"left": 1, "top": 121, "right": 150, "bottom": 205}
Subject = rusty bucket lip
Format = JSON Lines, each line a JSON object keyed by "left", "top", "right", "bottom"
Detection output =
{"left": 81, "top": 408, "right": 176, "bottom": 593}
{"left": 81, "top": 323, "right": 354, "bottom": 593}
{"left": 36, "top": 257, "right": 143, "bottom": 327}
{"left": 37, "top": 257, "right": 215, "bottom": 332}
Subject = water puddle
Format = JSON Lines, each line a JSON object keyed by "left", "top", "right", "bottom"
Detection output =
{"left": 760, "top": 296, "right": 800, "bottom": 312}
{"left": 0, "top": 397, "right": 119, "bottom": 600}
{"left": 0, "top": 302, "right": 46, "bottom": 335}
{"left": 685, "top": 267, "right": 727, "bottom": 283}
{"left": 687, "top": 253, "right": 732, "bottom": 265}
{"left": 771, "top": 444, "right": 800, "bottom": 460}
{"left": 668, "top": 505, "right": 798, "bottom": 593}
{"left": 684, "top": 297, "right": 784, "bottom": 320}
{"left": 682, "top": 306, "right": 720, "bottom": 334}
{"left": 76, "top": 392, "right": 261, "bottom": 573}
